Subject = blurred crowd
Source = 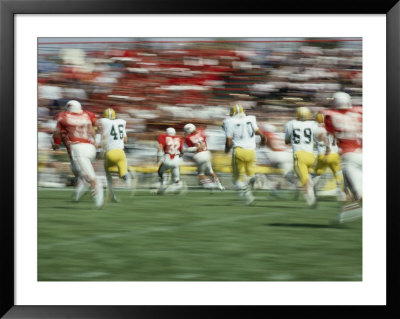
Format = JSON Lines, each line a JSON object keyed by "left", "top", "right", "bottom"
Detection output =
{"left": 37, "top": 38, "right": 362, "bottom": 187}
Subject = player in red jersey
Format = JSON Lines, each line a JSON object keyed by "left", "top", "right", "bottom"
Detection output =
{"left": 260, "top": 124, "right": 298, "bottom": 195}
{"left": 156, "top": 127, "right": 184, "bottom": 194}
{"left": 183, "top": 123, "right": 224, "bottom": 191}
{"left": 53, "top": 109, "right": 90, "bottom": 200}
{"left": 52, "top": 100, "right": 104, "bottom": 208}
{"left": 324, "top": 92, "right": 362, "bottom": 223}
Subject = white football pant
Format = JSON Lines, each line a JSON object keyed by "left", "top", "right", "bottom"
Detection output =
{"left": 159, "top": 155, "right": 181, "bottom": 183}
{"left": 193, "top": 150, "right": 213, "bottom": 175}
{"left": 341, "top": 152, "right": 362, "bottom": 201}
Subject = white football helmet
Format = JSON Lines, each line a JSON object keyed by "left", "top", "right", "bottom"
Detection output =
{"left": 183, "top": 123, "right": 196, "bottom": 135}
{"left": 331, "top": 92, "right": 352, "bottom": 109}
{"left": 66, "top": 100, "right": 82, "bottom": 114}
{"left": 166, "top": 127, "right": 176, "bottom": 136}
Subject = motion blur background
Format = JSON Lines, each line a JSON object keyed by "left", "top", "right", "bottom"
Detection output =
{"left": 37, "top": 37, "right": 362, "bottom": 190}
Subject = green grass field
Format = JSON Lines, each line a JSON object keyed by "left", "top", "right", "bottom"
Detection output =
{"left": 38, "top": 188, "right": 362, "bottom": 281}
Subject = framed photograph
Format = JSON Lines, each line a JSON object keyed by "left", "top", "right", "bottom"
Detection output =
{"left": 1, "top": 0, "right": 398, "bottom": 318}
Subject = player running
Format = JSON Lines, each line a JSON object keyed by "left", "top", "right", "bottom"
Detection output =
{"left": 285, "top": 106, "right": 319, "bottom": 207}
{"left": 183, "top": 123, "right": 224, "bottom": 191}
{"left": 324, "top": 92, "right": 362, "bottom": 224}
{"left": 260, "top": 123, "right": 298, "bottom": 196}
{"left": 222, "top": 104, "right": 266, "bottom": 205}
{"left": 156, "top": 127, "right": 184, "bottom": 194}
{"left": 52, "top": 100, "right": 104, "bottom": 208}
{"left": 53, "top": 106, "right": 90, "bottom": 200}
{"left": 97, "top": 108, "right": 134, "bottom": 203}
{"left": 312, "top": 112, "right": 346, "bottom": 201}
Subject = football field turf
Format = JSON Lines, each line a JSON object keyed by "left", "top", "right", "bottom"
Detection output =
{"left": 38, "top": 188, "right": 362, "bottom": 281}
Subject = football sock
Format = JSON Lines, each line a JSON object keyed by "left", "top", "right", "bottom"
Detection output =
{"left": 94, "top": 179, "right": 104, "bottom": 208}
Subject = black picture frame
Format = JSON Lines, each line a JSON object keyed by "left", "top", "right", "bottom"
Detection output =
{"left": 1, "top": 0, "right": 399, "bottom": 318}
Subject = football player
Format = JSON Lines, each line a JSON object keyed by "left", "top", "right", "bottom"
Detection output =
{"left": 313, "top": 112, "right": 346, "bottom": 201}
{"left": 285, "top": 106, "right": 319, "bottom": 207}
{"left": 53, "top": 107, "right": 90, "bottom": 199}
{"left": 260, "top": 123, "right": 298, "bottom": 195}
{"left": 222, "top": 104, "right": 266, "bottom": 205}
{"left": 324, "top": 92, "right": 362, "bottom": 223}
{"left": 52, "top": 100, "right": 104, "bottom": 208}
{"left": 97, "top": 108, "right": 133, "bottom": 203}
{"left": 183, "top": 123, "right": 224, "bottom": 191}
{"left": 156, "top": 127, "right": 184, "bottom": 194}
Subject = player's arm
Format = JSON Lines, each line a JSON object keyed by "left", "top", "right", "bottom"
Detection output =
{"left": 95, "top": 120, "right": 106, "bottom": 151}
{"left": 156, "top": 143, "right": 164, "bottom": 163}
{"left": 225, "top": 137, "right": 233, "bottom": 153}
{"left": 318, "top": 131, "right": 330, "bottom": 155}
{"left": 222, "top": 119, "right": 233, "bottom": 153}
{"left": 51, "top": 118, "right": 63, "bottom": 150}
{"left": 184, "top": 136, "right": 198, "bottom": 153}
{"left": 185, "top": 145, "right": 198, "bottom": 153}
{"left": 255, "top": 128, "right": 266, "bottom": 146}
{"left": 316, "top": 124, "right": 330, "bottom": 155}
{"left": 178, "top": 138, "right": 184, "bottom": 157}
{"left": 284, "top": 123, "right": 291, "bottom": 144}
{"left": 52, "top": 127, "right": 61, "bottom": 150}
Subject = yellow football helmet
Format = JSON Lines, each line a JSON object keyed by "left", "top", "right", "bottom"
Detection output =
{"left": 316, "top": 112, "right": 325, "bottom": 124}
{"left": 230, "top": 104, "right": 245, "bottom": 116}
{"left": 296, "top": 106, "right": 311, "bottom": 121}
{"left": 104, "top": 108, "right": 116, "bottom": 120}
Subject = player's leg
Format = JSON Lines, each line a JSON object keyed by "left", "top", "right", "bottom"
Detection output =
{"left": 294, "top": 151, "right": 316, "bottom": 206}
{"left": 207, "top": 163, "right": 224, "bottom": 191}
{"left": 157, "top": 161, "right": 168, "bottom": 194}
{"left": 104, "top": 150, "right": 119, "bottom": 202}
{"left": 334, "top": 153, "right": 362, "bottom": 224}
{"left": 115, "top": 149, "right": 132, "bottom": 188}
{"left": 312, "top": 154, "right": 327, "bottom": 196}
{"left": 238, "top": 148, "right": 256, "bottom": 205}
{"left": 327, "top": 153, "right": 346, "bottom": 201}
{"left": 196, "top": 158, "right": 213, "bottom": 189}
{"left": 280, "top": 153, "right": 297, "bottom": 186}
{"left": 168, "top": 157, "right": 183, "bottom": 193}
{"left": 194, "top": 151, "right": 214, "bottom": 189}
{"left": 111, "top": 149, "right": 132, "bottom": 197}
{"left": 72, "top": 143, "right": 104, "bottom": 208}
{"left": 71, "top": 158, "right": 89, "bottom": 201}
{"left": 232, "top": 148, "right": 246, "bottom": 190}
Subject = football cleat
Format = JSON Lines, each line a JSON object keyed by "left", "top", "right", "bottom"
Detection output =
{"left": 245, "top": 192, "right": 255, "bottom": 205}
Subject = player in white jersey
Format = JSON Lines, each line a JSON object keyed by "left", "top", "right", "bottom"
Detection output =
{"left": 222, "top": 104, "right": 266, "bottom": 205}
{"left": 285, "top": 106, "right": 319, "bottom": 206}
{"left": 98, "top": 108, "right": 132, "bottom": 203}
{"left": 312, "top": 112, "right": 346, "bottom": 201}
